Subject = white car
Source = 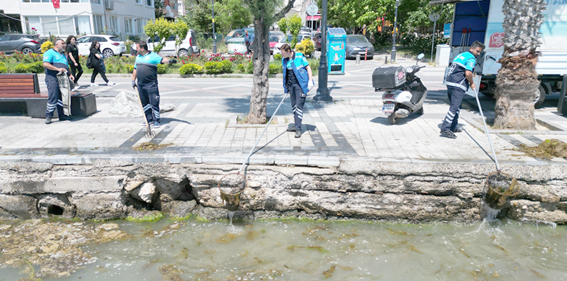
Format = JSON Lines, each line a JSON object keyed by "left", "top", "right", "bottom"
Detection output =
{"left": 76, "top": 35, "right": 126, "bottom": 58}
{"left": 273, "top": 34, "right": 315, "bottom": 58}
{"left": 226, "top": 37, "right": 247, "bottom": 55}
{"left": 132, "top": 30, "right": 199, "bottom": 57}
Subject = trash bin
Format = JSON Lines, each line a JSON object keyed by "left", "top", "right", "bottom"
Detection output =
{"left": 327, "top": 28, "right": 347, "bottom": 75}
{"left": 435, "top": 44, "right": 451, "bottom": 66}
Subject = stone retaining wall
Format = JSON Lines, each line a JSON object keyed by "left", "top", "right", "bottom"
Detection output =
{"left": 1, "top": 160, "right": 566, "bottom": 224}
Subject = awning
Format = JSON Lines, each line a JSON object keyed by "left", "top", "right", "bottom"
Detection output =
{"left": 306, "top": 15, "right": 321, "bottom": 21}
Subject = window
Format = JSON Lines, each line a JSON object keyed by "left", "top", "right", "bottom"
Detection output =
{"left": 41, "top": 17, "right": 58, "bottom": 36}
{"left": 109, "top": 16, "right": 119, "bottom": 34}
{"left": 137, "top": 19, "right": 145, "bottom": 34}
{"left": 109, "top": 37, "right": 121, "bottom": 41}
{"left": 146, "top": 0, "right": 152, "bottom": 6}
{"left": 0, "top": 35, "right": 10, "bottom": 42}
{"left": 124, "top": 18, "right": 133, "bottom": 34}
{"left": 93, "top": 15, "right": 103, "bottom": 34}
{"left": 136, "top": 0, "right": 141, "bottom": 3}
{"left": 59, "top": 17, "right": 75, "bottom": 35}
{"left": 90, "top": 0, "right": 101, "bottom": 4}
{"left": 75, "top": 16, "right": 91, "bottom": 35}
{"left": 25, "top": 16, "right": 42, "bottom": 35}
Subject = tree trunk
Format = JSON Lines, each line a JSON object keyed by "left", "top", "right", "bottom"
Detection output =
{"left": 246, "top": 17, "right": 271, "bottom": 124}
{"left": 493, "top": 0, "right": 546, "bottom": 130}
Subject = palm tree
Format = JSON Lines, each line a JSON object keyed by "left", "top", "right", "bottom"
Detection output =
{"left": 493, "top": 0, "right": 547, "bottom": 129}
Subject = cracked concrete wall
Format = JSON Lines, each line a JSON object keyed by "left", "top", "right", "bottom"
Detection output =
{"left": 0, "top": 160, "right": 566, "bottom": 224}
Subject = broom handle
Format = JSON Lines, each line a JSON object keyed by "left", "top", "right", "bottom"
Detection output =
{"left": 134, "top": 86, "right": 152, "bottom": 133}
{"left": 473, "top": 78, "right": 500, "bottom": 171}
{"left": 239, "top": 93, "right": 288, "bottom": 173}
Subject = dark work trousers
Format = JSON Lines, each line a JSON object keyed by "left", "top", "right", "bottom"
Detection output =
{"left": 137, "top": 82, "right": 161, "bottom": 123}
{"left": 440, "top": 85, "right": 465, "bottom": 132}
{"left": 69, "top": 62, "right": 83, "bottom": 84}
{"left": 90, "top": 62, "right": 109, "bottom": 83}
{"left": 288, "top": 83, "right": 306, "bottom": 131}
{"left": 45, "top": 75, "right": 64, "bottom": 118}
{"left": 245, "top": 42, "right": 251, "bottom": 54}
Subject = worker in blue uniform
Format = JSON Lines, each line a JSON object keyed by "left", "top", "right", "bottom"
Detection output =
{"left": 131, "top": 41, "right": 176, "bottom": 128}
{"left": 441, "top": 41, "right": 485, "bottom": 139}
{"left": 43, "top": 39, "right": 74, "bottom": 124}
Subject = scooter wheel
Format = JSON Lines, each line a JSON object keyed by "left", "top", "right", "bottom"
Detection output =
{"left": 388, "top": 114, "right": 398, "bottom": 125}
{"left": 416, "top": 107, "right": 424, "bottom": 115}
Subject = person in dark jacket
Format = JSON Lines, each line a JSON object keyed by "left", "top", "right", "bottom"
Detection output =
{"left": 281, "top": 43, "right": 315, "bottom": 138}
{"left": 88, "top": 41, "right": 115, "bottom": 86}
{"left": 440, "top": 41, "right": 485, "bottom": 139}
{"left": 65, "top": 35, "right": 82, "bottom": 91}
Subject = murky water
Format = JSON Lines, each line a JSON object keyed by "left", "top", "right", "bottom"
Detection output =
{"left": 1, "top": 216, "right": 566, "bottom": 281}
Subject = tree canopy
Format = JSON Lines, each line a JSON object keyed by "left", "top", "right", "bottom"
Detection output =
{"left": 182, "top": 0, "right": 253, "bottom": 34}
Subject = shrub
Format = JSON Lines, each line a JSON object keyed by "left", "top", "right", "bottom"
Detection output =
{"left": 273, "top": 54, "right": 282, "bottom": 61}
{"left": 0, "top": 66, "right": 7, "bottom": 73}
{"left": 157, "top": 64, "right": 167, "bottom": 74}
{"left": 127, "top": 65, "right": 135, "bottom": 73}
{"left": 0, "top": 62, "right": 5, "bottom": 68}
{"left": 236, "top": 64, "right": 245, "bottom": 73}
{"left": 268, "top": 64, "right": 280, "bottom": 74}
{"left": 204, "top": 61, "right": 224, "bottom": 74}
{"left": 15, "top": 63, "right": 28, "bottom": 73}
{"left": 27, "top": 61, "right": 44, "bottom": 73}
{"left": 245, "top": 61, "right": 254, "bottom": 74}
{"left": 179, "top": 63, "right": 204, "bottom": 75}
{"left": 221, "top": 60, "right": 233, "bottom": 73}
{"left": 41, "top": 41, "right": 54, "bottom": 53}
{"left": 296, "top": 39, "right": 314, "bottom": 57}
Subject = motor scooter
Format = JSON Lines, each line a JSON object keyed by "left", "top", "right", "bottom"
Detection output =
{"left": 372, "top": 53, "right": 427, "bottom": 124}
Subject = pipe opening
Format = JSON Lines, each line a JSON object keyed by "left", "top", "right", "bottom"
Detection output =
{"left": 47, "top": 205, "right": 64, "bottom": 216}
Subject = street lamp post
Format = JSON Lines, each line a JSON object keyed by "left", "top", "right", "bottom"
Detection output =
{"left": 212, "top": 0, "right": 217, "bottom": 54}
{"left": 391, "top": 0, "right": 400, "bottom": 63}
{"left": 315, "top": 0, "right": 332, "bottom": 102}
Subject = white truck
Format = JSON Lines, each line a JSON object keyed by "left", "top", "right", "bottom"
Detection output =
{"left": 436, "top": 0, "right": 567, "bottom": 107}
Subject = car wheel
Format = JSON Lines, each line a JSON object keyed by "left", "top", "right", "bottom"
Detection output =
{"left": 21, "top": 47, "right": 33, "bottom": 55}
{"left": 102, "top": 48, "right": 114, "bottom": 58}
{"left": 178, "top": 49, "right": 189, "bottom": 57}
{"left": 534, "top": 84, "right": 547, "bottom": 108}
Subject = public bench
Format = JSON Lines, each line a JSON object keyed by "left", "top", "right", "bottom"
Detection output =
{"left": 0, "top": 73, "right": 97, "bottom": 117}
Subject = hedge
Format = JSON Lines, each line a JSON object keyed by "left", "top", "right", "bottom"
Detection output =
{"left": 204, "top": 61, "right": 224, "bottom": 74}
{"left": 179, "top": 63, "right": 204, "bottom": 75}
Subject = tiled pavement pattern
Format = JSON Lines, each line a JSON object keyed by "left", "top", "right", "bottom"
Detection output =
{"left": 1, "top": 57, "right": 567, "bottom": 166}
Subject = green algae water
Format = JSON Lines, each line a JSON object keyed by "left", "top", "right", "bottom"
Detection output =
{"left": 1, "top": 217, "right": 566, "bottom": 281}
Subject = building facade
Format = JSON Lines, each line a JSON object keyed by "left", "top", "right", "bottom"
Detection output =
{"left": 2, "top": 0, "right": 155, "bottom": 40}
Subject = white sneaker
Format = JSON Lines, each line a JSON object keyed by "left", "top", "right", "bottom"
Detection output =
{"left": 71, "top": 85, "right": 80, "bottom": 91}
{"left": 90, "top": 83, "right": 97, "bottom": 87}
{"left": 107, "top": 81, "right": 116, "bottom": 86}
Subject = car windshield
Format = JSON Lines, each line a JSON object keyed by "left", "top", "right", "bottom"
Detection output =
{"left": 77, "top": 37, "right": 90, "bottom": 43}
{"left": 347, "top": 36, "right": 369, "bottom": 44}
{"left": 280, "top": 35, "right": 298, "bottom": 43}
{"left": 269, "top": 36, "right": 279, "bottom": 42}
{"left": 109, "top": 37, "right": 121, "bottom": 42}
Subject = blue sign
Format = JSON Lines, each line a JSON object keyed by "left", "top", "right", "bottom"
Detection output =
{"left": 444, "top": 23, "right": 452, "bottom": 38}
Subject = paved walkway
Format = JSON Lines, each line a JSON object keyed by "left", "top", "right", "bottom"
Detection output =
{"left": 1, "top": 57, "right": 567, "bottom": 166}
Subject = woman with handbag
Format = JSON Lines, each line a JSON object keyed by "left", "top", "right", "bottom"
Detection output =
{"left": 65, "top": 35, "right": 82, "bottom": 91}
{"left": 88, "top": 41, "right": 115, "bottom": 86}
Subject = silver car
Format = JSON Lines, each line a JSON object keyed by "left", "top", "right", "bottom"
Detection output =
{"left": 346, "top": 35, "right": 375, "bottom": 59}
{"left": 0, "top": 34, "right": 42, "bottom": 54}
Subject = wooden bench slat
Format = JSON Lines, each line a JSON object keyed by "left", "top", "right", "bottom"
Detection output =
{"left": 0, "top": 94, "right": 45, "bottom": 98}
{"left": 0, "top": 78, "right": 34, "bottom": 82}
{"left": 0, "top": 87, "right": 35, "bottom": 91}
{"left": 0, "top": 90, "right": 37, "bottom": 95}
{"left": 0, "top": 82, "right": 34, "bottom": 86}
{"left": 0, "top": 75, "right": 37, "bottom": 79}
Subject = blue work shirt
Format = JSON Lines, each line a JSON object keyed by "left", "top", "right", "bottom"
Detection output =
{"left": 134, "top": 51, "right": 163, "bottom": 85}
{"left": 245, "top": 33, "right": 254, "bottom": 44}
{"left": 282, "top": 52, "right": 310, "bottom": 94}
{"left": 445, "top": 51, "right": 476, "bottom": 90}
{"left": 43, "top": 48, "right": 69, "bottom": 77}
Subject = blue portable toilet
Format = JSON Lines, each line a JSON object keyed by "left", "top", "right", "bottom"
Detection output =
{"left": 327, "top": 28, "right": 347, "bottom": 75}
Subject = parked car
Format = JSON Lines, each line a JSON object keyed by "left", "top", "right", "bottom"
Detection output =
{"left": 0, "top": 34, "right": 42, "bottom": 54}
{"left": 131, "top": 30, "right": 199, "bottom": 57}
{"left": 77, "top": 35, "right": 126, "bottom": 57}
{"left": 312, "top": 32, "right": 322, "bottom": 51}
{"left": 225, "top": 27, "right": 254, "bottom": 42}
{"left": 269, "top": 34, "right": 280, "bottom": 55}
{"left": 273, "top": 35, "right": 313, "bottom": 57}
{"left": 226, "top": 37, "right": 247, "bottom": 55}
{"left": 345, "top": 35, "right": 374, "bottom": 59}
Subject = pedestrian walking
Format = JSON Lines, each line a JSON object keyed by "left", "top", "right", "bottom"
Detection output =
{"left": 131, "top": 41, "right": 176, "bottom": 128}
{"left": 65, "top": 35, "right": 82, "bottom": 91}
{"left": 42, "top": 39, "right": 74, "bottom": 124}
{"left": 440, "top": 41, "right": 485, "bottom": 139}
{"left": 280, "top": 43, "right": 315, "bottom": 138}
{"left": 88, "top": 41, "right": 115, "bottom": 86}
{"left": 245, "top": 30, "right": 254, "bottom": 55}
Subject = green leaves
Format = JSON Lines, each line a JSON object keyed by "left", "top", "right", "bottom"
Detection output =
{"left": 278, "top": 18, "right": 288, "bottom": 36}
{"left": 144, "top": 18, "right": 189, "bottom": 55}
{"left": 288, "top": 15, "right": 302, "bottom": 48}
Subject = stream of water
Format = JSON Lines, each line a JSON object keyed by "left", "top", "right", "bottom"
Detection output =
{"left": 1, "top": 216, "right": 566, "bottom": 281}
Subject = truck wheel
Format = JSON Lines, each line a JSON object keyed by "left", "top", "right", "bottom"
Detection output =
{"left": 534, "top": 85, "right": 547, "bottom": 108}
{"left": 388, "top": 114, "right": 398, "bottom": 125}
